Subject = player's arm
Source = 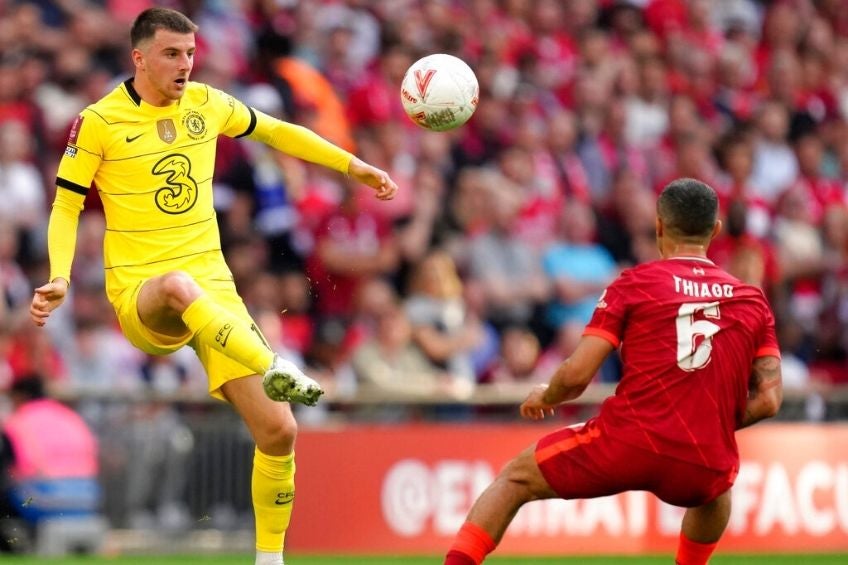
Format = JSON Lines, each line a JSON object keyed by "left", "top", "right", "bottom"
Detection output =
{"left": 247, "top": 111, "right": 397, "bottom": 200}
{"left": 520, "top": 335, "right": 614, "bottom": 420}
{"left": 738, "top": 355, "right": 783, "bottom": 429}
{"left": 30, "top": 187, "right": 85, "bottom": 326}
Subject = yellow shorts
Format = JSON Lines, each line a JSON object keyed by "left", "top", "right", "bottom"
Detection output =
{"left": 112, "top": 278, "right": 258, "bottom": 401}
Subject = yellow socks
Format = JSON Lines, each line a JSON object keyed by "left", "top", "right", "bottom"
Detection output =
{"left": 253, "top": 448, "right": 296, "bottom": 552}
{"left": 181, "top": 294, "right": 274, "bottom": 375}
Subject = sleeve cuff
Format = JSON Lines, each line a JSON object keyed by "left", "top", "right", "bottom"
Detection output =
{"left": 755, "top": 347, "right": 781, "bottom": 359}
{"left": 583, "top": 327, "right": 620, "bottom": 348}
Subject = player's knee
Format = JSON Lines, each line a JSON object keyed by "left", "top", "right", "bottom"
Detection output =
{"left": 254, "top": 414, "right": 298, "bottom": 454}
{"left": 159, "top": 270, "right": 201, "bottom": 310}
{"left": 498, "top": 456, "right": 546, "bottom": 502}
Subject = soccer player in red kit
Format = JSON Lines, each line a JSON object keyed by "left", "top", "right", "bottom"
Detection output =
{"left": 444, "top": 178, "right": 783, "bottom": 565}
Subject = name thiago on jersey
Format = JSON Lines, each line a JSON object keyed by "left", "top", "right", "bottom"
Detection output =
{"left": 673, "top": 275, "right": 734, "bottom": 298}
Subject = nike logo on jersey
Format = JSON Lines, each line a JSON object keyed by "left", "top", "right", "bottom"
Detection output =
{"left": 126, "top": 133, "right": 144, "bottom": 143}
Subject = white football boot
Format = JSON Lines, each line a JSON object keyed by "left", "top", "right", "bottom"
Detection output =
{"left": 262, "top": 355, "right": 324, "bottom": 406}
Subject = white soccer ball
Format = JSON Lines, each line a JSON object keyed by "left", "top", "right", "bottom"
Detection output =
{"left": 400, "top": 54, "right": 479, "bottom": 132}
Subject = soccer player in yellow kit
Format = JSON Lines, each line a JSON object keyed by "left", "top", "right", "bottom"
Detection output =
{"left": 29, "top": 8, "right": 397, "bottom": 565}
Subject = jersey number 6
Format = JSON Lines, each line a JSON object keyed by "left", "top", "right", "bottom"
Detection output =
{"left": 676, "top": 302, "right": 721, "bottom": 371}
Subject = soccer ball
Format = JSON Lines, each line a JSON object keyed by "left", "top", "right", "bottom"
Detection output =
{"left": 400, "top": 54, "right": 479, "bottom": 132}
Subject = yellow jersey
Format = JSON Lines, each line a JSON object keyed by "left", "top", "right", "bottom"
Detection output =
{"left": 53, "top": 78, "right": 352, "bottom": 304}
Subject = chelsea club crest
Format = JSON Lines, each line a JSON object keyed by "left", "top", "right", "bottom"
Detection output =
{"left": 182, "top": 110, "right": 207, "bottom": 140}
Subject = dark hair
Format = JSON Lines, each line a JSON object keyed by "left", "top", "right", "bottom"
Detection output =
{"left": 657, "top": 178, "right": 718, "bottom": 241}
{"left": 130, "top": 8, "right": 198, "bottom": 48}
{"left": 11, "top": 376, "right": 45, "bottom": 401}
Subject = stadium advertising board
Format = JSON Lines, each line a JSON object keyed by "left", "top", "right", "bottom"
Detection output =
{"left": 288, "top": 423, "right": 848, "bottom": 554}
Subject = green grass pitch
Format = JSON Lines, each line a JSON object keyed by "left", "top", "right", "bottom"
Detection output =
{"left": 0, "top": 555, "right": 844, "bottom": 564}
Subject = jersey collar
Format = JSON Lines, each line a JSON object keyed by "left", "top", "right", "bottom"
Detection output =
{"left": 124, "top": 78, "right": 142, "bottom": 106}
{"left": 668, "top": 256, "right": 715, "bottom": 265}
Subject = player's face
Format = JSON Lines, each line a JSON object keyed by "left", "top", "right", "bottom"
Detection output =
{"left": 133, "top": 29, "right": 195, "bottom": 106}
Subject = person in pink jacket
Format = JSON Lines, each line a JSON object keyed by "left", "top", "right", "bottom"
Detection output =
{"left": 0, "top": 376, "right": 100, "bottom": 550}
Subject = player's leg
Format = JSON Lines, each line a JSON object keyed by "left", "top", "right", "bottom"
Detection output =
{"left": 136, "top": 270, "right": 321, "bottom": 404}
{"left": 221, "top": 375, "right": 298, "bottom": 565}
{"left": 445, "top": 445, "right": 557, "bottom": 565}
{"left": 676, "top": 489, "right": 732, "bottom": 565}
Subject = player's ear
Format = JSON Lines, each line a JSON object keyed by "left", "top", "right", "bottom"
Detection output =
{"left": 131, "top": 48, "right": 144, "bottom": 70}
{"left": 711, "top": 219, "right": 722, "bottom": 241}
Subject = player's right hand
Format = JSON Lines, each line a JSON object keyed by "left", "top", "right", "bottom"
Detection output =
{"left": 520, "top": 384, "right": 558, "bottom": 420}
{"left": 348, "top": 157, "right": 398, "bottom": 201}
{"left": 30, "top": 278, "right": 69, "bottom": 327}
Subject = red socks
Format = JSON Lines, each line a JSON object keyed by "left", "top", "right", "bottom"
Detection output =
{"left": 444, "top": 522, "right": 497, "bottom": 564}
{"left": 445, "top": 551, "right": 476, "bottom": 565}
{"left": 676, "top": 531, "right": 718, "bottom": 565}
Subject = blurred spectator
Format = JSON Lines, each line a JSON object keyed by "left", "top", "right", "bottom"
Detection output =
{"left": 544, "top": 109, "right": 591, "bottom": 203}
{"left": 813, "top": 204, "right": 848, "bottom": 394}
{"left": 351, "top": 303, "right": 471, "bottom": 420}
{"left": 595, "top": 168, "right": 658, "bottom": 267}
{"left": 404, "top": 250, "right": 485, "bottom": 386}
{"left": 0, "top": 54, "right": 48, "bottom": 158}
{"left": 61, "top": 311, "right": 144, "bottom": 398}
{"left": 578, "top": 98, "right": 649, "bottom": 205}
{"left": 479, "top": 325, "right": 542, "bottom": 386}
{"left": 713, "top": 42, "right": 758, "bottom": 125}
{"left": 0, "top": 223, "right": 31, "bottom": 314}
{"left": 789, "top": 129, "right": 844, "bottom": 224}
{"left": 354, "top": 122, "right": 416, "bottom": 222}
{"left": 464, "top": 181, "right": 550, "bottom": 337}
{"left": 6, "top": 318, "right": 66, "bottom": 385}
{"left": 713, "top": 128, "right": 772, "bottom": 238}
{"left": 475, "top": 324, "right": 543, "bottom": 421}
{"left": 312, "top": 2, "right": 380, "bottom": 96}
{"left": 542, "top": 199, "right": 617, "bottom": 332}
{"left": 344, "top": 276, "right": 401, "bottom": 359}
{"left": 0, "top": 376, "right": 102, "bottom": 553}
{"left": 234, "top": 83, "right": 306, "bottom": 274}
{"left": 624, "top": 56, "right": 670, "bottom": 149}
{"left": 654, "top": 129, "right": 718, "bottom": 193}
{"left": 751, "top": 99, "right": 799, "bottom": 203}
{"left": 345, "top": 42, "right": 412, "bottom": 132}
{"left": 653, "top": 95, "right": 704, "bottom": 185}
{"left": 276, "top": 270, "right": 316, "bottom": 358}
{"left": 497, "top": 143, "right": 562, "bottom": 253}
{"left": 0, "top": 119, "right": 46, "bottom": 265}
{"left": 305, "top": 177, "right": 400, "bottom": 319}
{"left": 773, "top": 185, "right": 829, "bottom": 340}
{"left": 393, "top": 161, "right": 445, "bottom": 275}
{"left": 708, "top": 199, "right": 781, "bottom": 299}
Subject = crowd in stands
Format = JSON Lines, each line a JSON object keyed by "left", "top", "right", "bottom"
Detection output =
{"left": 2, "top": 0, "right": 848, "bottom": 426}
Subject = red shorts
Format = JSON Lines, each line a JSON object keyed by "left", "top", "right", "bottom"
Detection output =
{"left": 534, "top": 419, "right": 736, "bottom": 508}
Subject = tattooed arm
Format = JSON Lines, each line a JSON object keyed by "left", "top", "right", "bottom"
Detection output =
{"left": 738, "top": 355, "right": 783, "bottom": 429}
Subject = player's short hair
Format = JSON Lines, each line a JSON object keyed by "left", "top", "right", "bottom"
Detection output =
{"left": 130, "top": 8, "right": 198, "bottom": 48}
{"left": 657, "top": 178, "right": 718, "bottom": 241}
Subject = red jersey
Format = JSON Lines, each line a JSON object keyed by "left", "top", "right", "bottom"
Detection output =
{"left": 585, "top": 256, "right": 779, "bottom": 473}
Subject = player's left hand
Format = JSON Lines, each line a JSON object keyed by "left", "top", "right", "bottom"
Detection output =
{"left": 30, "top": 278, "right": 69, "bottom": 327}
{"left": 348, "top": 157, "right": 398, "bottom": 201}
{"left": 520, "top": 384, "right": 558, "bottom": 420}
